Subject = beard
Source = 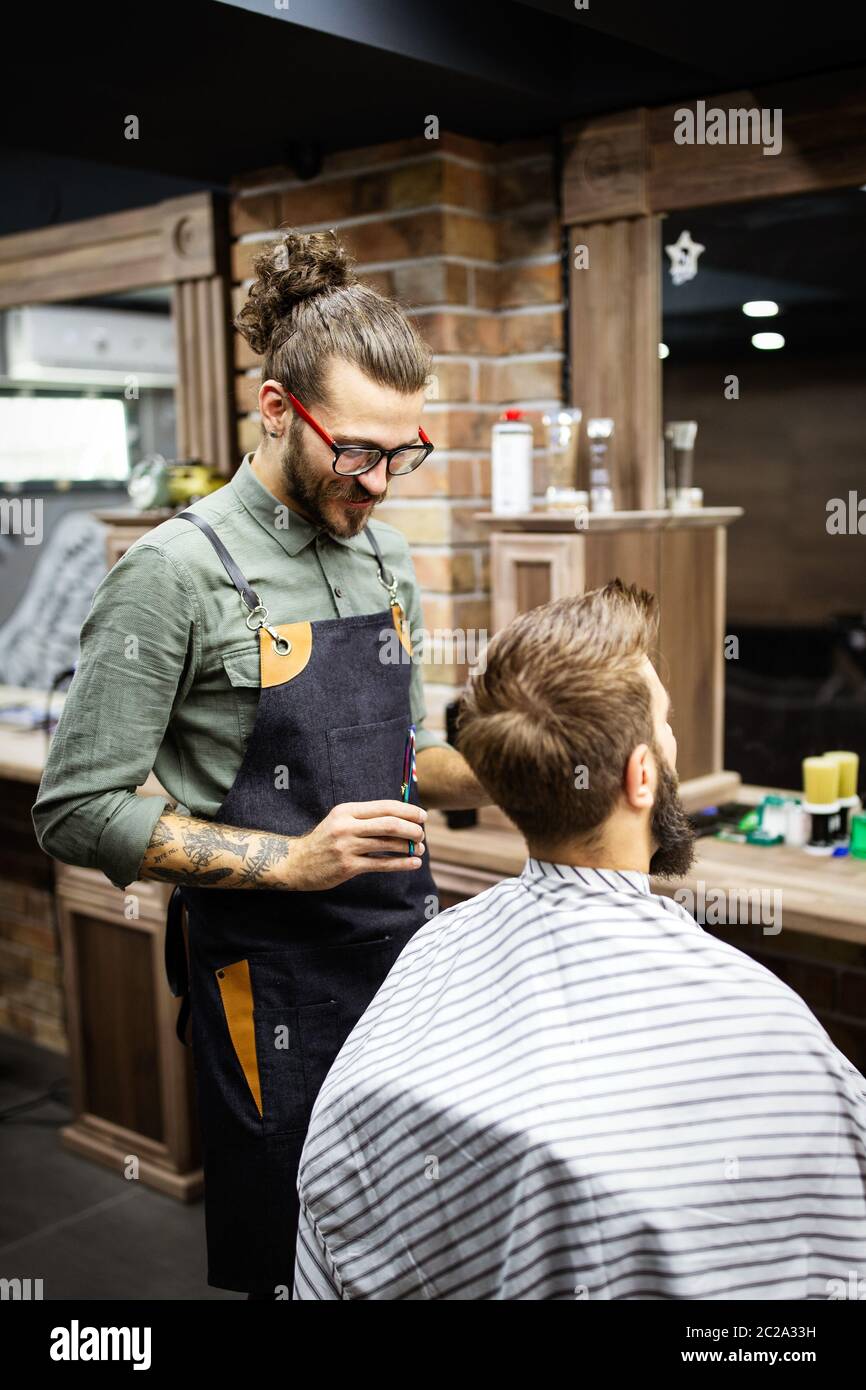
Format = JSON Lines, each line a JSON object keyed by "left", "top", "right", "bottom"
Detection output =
{"left": 648, "top": 746, "right": 697, "bottom": 880}
{"left": 279, "top": 416, "right": 388, "bottom": 539}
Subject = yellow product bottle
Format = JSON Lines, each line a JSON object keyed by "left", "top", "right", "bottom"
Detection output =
{"left": 801, "top": 756, "right": 840, "bottom": 856}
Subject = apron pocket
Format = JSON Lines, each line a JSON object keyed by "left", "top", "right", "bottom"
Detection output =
{"left": 254, "top": 1000, "right": 338, "bottom": 1138}
{"left": 327, "top": 712, "right": 412, "bottom": 808}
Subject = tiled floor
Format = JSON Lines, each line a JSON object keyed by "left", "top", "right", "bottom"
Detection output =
{"left": 0, "top": 1033, "right": 238, "bottom": 1300}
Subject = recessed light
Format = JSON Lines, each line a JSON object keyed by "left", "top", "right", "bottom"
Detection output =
{"left": 742, "top": 301, "right": 779, "bottom": 317}
{"left": 751, "top": 331, "right": 785, "bottom": 350}
{"left": 658, "top": 343, "right": 670, "bottom": 359}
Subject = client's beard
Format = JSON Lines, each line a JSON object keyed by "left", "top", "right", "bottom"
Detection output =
{"left": 648, "top": 748, "right": 697, "bottom": 880}
{"left": 279, "top": 417, "right": 388, "bottom": 539}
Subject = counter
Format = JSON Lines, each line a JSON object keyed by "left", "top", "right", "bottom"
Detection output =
{"left": 0, "top": 685, "right": 201, "bottom": 1199}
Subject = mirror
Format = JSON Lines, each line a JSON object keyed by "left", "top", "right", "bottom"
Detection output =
{"left": 0, "top": 288, "right": 177, "bottom": 686}
{"left": 661, "top": 187, "right": 866, "bottom": 788}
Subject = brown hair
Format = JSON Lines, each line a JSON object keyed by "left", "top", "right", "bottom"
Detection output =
{"left": 457, "top": 580, "right": 660, "bottom": 848}
{"left": 234, "top": 228, "right": 432, "bottom": 414}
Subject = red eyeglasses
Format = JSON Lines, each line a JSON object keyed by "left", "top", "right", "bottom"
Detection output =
{"left": 286, "top": 390, "right": 434, "bottom": 477}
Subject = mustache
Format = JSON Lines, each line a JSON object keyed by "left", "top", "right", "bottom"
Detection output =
{"left": 326, "top": 482, "right": 387, "bottom": 504}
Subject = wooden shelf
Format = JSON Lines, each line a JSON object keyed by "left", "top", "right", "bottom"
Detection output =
{"left": 427, "top": 787, "right": 866, "bottom": 948}
{"left": 475, "top": 507, "right": 743, "bottom": 532}
{"left": 477, "top": 515, "right": 738, "bottom": 782}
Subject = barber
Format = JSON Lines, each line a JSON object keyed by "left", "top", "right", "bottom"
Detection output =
{"left": 33, "top": 229, "right": 488, "bottom": 1298}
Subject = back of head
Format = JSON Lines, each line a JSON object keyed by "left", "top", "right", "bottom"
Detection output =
{"left": 458, "top": 580, "right": 659, "bottom": 846}
{"left": 234, "top": 228, "right": 432, "bottom": 410}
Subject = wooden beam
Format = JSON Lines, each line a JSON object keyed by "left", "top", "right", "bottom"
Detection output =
{"left": 561, "top": 67, "right": 866, "bottom": 223}
{"left": 649, "top": 67, "right": 866, "bottom": 210}
{"left": 561, "top": 109, "right": 650, "bottom": 223}
{"left": 0, "top": 193, "right": 219, "bottom": 308}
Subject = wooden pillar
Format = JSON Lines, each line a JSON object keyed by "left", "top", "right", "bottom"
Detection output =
{"left": 567, "top": 216, "right": 661, "bottom": 510}
{"left": 561, "top": 110, "right": 662, "bottom": 512}
{"left": 173, "top": 273, "right": 235, "bottom": 477}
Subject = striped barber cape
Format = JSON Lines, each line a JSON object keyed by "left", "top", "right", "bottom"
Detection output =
{"left": 293, "top": 858, "right": 866, "bottom": 1300}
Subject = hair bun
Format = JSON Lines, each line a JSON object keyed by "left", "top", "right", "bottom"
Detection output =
{"left": 235, "top": 228, "right": 357, "bottom": 357}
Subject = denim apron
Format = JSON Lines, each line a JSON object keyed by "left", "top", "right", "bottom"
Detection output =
{"left": 164, "top": 510, "right": 437, "bottom": 1294}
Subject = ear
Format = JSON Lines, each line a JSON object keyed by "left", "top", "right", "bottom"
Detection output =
{"left": 623, "top": 742, "right": 655, "bottom": 811}
{"left": 259, "top": 380, "right": 288, "bottom": 436}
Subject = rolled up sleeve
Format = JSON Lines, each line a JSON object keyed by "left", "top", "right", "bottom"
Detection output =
{"left": 32, "top": 542, "right": 197, "bottom": 890}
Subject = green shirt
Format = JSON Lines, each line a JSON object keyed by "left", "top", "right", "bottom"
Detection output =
{"left": 32, "top": 456, "right": 446, "bottom": 891}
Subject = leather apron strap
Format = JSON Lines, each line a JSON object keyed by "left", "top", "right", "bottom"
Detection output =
{"left": 178, "top": 508, "right": 392, "bottom": 607}
{"left": 178, "top": 510, "right": 260, "bottom": 613}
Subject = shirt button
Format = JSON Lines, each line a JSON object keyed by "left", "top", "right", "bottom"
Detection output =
{"left": 334, "top": 586, "right": 344, "bottom": 598}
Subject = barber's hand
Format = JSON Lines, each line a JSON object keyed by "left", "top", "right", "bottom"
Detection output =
{"left": 286, "top": 800, "right": 427, "bottom": 891}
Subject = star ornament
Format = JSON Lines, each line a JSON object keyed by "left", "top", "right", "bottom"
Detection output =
{"left": 665, "top": 229, "right": 705, "bottom": 286}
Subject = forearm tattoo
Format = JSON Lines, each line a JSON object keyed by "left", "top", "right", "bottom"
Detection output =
{"left": 140, "top": 813, "right": 292, "bottom": 890}
{"left": 233, "top": 831, "right": 293, "bottom": 888}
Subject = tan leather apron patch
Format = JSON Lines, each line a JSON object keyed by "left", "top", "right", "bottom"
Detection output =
{"left": 392, "top": 602, "right": 413, "bottom": 657}
{"left": 215, "top": 960, "right": 263, "bottom": 1116}
{"left": 259, "top": 621, "right": 313, "bottom": 688}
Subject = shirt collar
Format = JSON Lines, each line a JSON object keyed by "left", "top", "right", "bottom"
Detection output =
{"left": 521, "top": 857, "right": 652, "bottom": 898}
{"left": 231, "top": 454, "right": 375, "bottom": 558}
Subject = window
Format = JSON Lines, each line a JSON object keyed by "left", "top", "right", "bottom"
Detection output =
{"left": 0, "top": 393, "right": 130, "bottom": 486}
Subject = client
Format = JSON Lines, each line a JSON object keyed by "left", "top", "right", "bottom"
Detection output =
{"left": 294, "top": 580, "right": 866, "bottom": 1300}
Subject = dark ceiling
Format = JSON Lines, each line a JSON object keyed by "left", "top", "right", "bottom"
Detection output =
{"left": 2, "top": 0, "right": 866, "bottom": 234}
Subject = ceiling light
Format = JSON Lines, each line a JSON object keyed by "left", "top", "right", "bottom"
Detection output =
{"left": 751, "top": 331, "right": 785, "bottom": 350}
{"left": 742, "top": 301, "right": 779, "bottom": 317}
{"left": 658, "top": 342, "right": 670, "bottom": 359}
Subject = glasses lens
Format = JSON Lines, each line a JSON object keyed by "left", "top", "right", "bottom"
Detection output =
{"left": 334, "top": 448, "right": 381, "bottom": 476}
{"left": 388, "top": 446, "right": 429, "bottom": 476}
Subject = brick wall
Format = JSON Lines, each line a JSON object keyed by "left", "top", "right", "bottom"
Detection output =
{"left": 229, "top": 131, "right": 564, "bottom": 732}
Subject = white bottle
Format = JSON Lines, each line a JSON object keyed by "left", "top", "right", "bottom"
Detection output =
{"left": 491, "top": 410, "right": 533, "bottom": 516}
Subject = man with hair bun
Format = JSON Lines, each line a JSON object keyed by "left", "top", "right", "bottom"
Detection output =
{"left": 34, "top": 228, "right": 489, "bottom": 1298}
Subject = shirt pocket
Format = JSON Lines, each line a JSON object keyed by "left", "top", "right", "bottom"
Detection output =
{"left": 221, "top": 642, "right": 261, "bottom": 746}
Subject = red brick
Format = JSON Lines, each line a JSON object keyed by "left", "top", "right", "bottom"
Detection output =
{"left": 498, "top": 211, "right": 561, "bottom": 261}
{"left": 500, "top": 310, "right": 564, "bottom": 354}
{"left": 411, "top": 551, "right": 478, "bottom": 592}
{"left": 479, "top": 358, "right": 562, "bottom": 403}
{"left": 415, "top": 311, "right": 500, "bottom": 355}
{"left": 496, "top": 160, "right": 556, "bottom": 213}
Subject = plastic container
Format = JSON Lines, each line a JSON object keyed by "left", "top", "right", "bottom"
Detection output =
{"left": 784, "top": 798, "right": 810, "bottom": 848}
{"left": 849, "top": 813, "right": 866, "bottom": 860}
{"left": 491, "top": 409, "right": 533, "bottom": 516}
{"left": 760, "top": 795, "right": 787, "bottom": 840}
